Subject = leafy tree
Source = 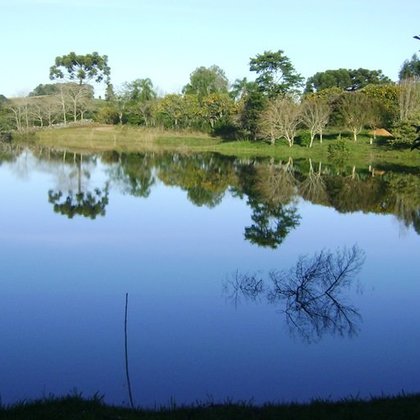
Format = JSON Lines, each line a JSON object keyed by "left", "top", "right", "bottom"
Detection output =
{"left": 230, "top": 77, "right": 254, "bottom": 101}
{"left": 49, "top": 51, "right": 111, "bottom": 86}
{"left": 156, "top": 94, "right": 185, "bottom": 128}
{"left": 399, "top": 54, "right": 420, "bottom": 80}
{"left": 183, "top": 65, "right": 228, "bottom": 100}
{"left": 124, "top": 78, "right": 157, "bottom": 126}
{"left": 0, "top": 95, "right": 11, "bottom": 131}
{"left": 125, "top": 78, "right": 157, "bottom": 102}
{"left": 249, "top": 50, "right": 304, "bottom": 98}
{"left": 305, "top": 68, "right": 392, "bottom": 93}
{"left": 200, "top": 92, "right": 236, "bottom": 129}
{"left": 237, "top": 81, "right": 267, "bottom": 140}
{"left": 29, "top": 84, "right": 60, "bottom": 97}
{"left": 361, "top": 83, "right": 399, "bottom": 129}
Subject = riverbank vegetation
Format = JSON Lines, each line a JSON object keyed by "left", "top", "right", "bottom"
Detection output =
{"left": 31, "top": 125, "right": 419, "bottom": 168}
{"left": 1, "top": 49, "right": 420, "bottom": 154}
{"left": 1, "top": 393, "right": 420, "bottom": 419}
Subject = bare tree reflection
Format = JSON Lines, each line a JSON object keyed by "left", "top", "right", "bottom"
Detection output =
{"left": 223, "top": 245, "right": 365, "bottom": 342}
{"left": 223, "top": 270, "right": 265, "bottom": 308}
{"left": 299, "top": 159, "right": 328, "bottom": 203}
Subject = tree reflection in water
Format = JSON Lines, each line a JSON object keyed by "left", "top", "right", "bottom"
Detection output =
{"left": 244, "top": 200, "right": 300, "bottom": 249}
{"left": 223, "top": 245, "right": 365, "bottom": 342}
{"left": 48, "top": 186, "right": 109, "bottom": 219}
{"left": 47, "top": 153, "right": 110, "bottom": 219}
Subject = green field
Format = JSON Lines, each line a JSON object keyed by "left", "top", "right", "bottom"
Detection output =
{"left": 31, "top": 125, "right": 420, "bottom": 168}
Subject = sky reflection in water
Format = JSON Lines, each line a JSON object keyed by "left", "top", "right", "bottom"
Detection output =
{"left": 0, "top": 149, "right": 419, "bottom": 407}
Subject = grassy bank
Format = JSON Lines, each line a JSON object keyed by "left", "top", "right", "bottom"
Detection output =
{"left": 1, "top": 393, "right": 420, "bottom": 419}
{"left": 32, "top": 125, "right": 420, "bottom": 168}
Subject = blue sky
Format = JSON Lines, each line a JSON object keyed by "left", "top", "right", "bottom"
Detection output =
{"left": 1, "top": 0, "right": 419, "bottom": 97}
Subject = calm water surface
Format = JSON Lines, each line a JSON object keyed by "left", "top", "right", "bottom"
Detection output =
{"left": 0, "top": 147, "right": 419, "bottom": 407}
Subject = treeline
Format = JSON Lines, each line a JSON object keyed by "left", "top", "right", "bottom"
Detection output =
{"left": 1, "top": 50, "right": 420, "bottom": 147}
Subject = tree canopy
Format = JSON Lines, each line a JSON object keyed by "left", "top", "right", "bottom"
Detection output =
{"left": 305, "top": 68, "right": 392, "bottom": 93}
{"left": 49, "top": 51, "right": 111, "bottom": 86}
{"left": 183, "top": 65, "right": 228, "bottom": 100}
{"left": 249, "top": 50, "right": 304, "bottom": 98}
{"left": 399, "top": 54, "right": 420, "bottom": 80}
{"left": 29, "top": 83, "right": 60, "bottom": 97}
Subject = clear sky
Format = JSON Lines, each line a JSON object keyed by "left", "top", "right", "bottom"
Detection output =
{"left": 1, "top": 0, "right": 419, "bottom": 97}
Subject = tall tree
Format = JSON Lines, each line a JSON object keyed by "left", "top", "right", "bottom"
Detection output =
{"left": 398, "top": 78, "right": 420, "bottom": 122}
{"left": 126, "top": 78, "right": 157, "bottom": 102}
{"left": 230, "top": 77, "right": 254, "bottom": 101}
{"left": 305, "top": 68, "right": 392, "bottom": 93}
{"left": 183, "top": 65, "right": 228, "bottom": 100}
{"left": 49, "top": 51, "right": 111, "bottom": 86}
{"left": 237, "top": 81, "right": 267, "bottom": 140}
{"left": 249, "top": 50, "right": 304, "bottom": 98}
{"left": 361, "top": 83, "right": 399, "bottom": 129}
{"left": 399, "top": 54, "right": 420, "bottom": 80}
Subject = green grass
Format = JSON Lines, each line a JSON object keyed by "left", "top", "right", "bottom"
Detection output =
{"left": 1, "top": 393, "right": 420, "bottom": 419}
{"left": 32, "top": 125, "right": 420, "bottom": 168}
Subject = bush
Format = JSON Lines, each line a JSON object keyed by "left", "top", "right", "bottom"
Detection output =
{"left": 389, "top": 121, "right": 419, "bottom": 149}
{"left": 296, "top": 131, "right": 312, "bottom": 147}
{"left": 328, "top": 138, "right": 350, "bottom": 168}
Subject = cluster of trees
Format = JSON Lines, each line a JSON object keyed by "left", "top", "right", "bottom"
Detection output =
{"left": 1, "top": 49, "right": 420, "bottom": 147}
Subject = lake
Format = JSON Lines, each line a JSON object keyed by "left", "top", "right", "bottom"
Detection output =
{"left": 0, "top": 145, "right": 419, "bottom": 408}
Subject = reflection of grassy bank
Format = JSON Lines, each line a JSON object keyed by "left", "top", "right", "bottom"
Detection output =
{"left": 2, "top": 393, "right": 420, "bottom": 419}
{"left": 34, "top": 125, "right": 420, "bottom": 167}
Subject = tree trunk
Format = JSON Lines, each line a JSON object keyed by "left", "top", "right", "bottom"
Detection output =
{"left": 309, "top": 131, "right": 315, "bottom": 148}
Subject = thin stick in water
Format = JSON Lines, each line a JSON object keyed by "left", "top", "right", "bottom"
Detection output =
{"left": 125, "top": 292, "right": 135, "bottom": 409}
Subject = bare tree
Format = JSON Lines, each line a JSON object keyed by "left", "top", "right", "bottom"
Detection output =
{"left": 7, "top": 98, "right": 30, "bottom": 132}
{"left": 398, "top": 77, "right": 420, "bottom": 122}
{"left": 42, "top": 95, "right": 61, "bottom": 127}
{"left": 300, "top": 97, "right": 330, "bottom": 147}
{"left": 56, "top": 84, "right": 68, "bottom": 125}
{"left": 260, "top": 97, "right": 301, "bottom": 146}
{"left": 339, "top": 93, "right": 372, "bottom": 141}
{"left": 62, "top": 83, "right": 93, "bottom": 122}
